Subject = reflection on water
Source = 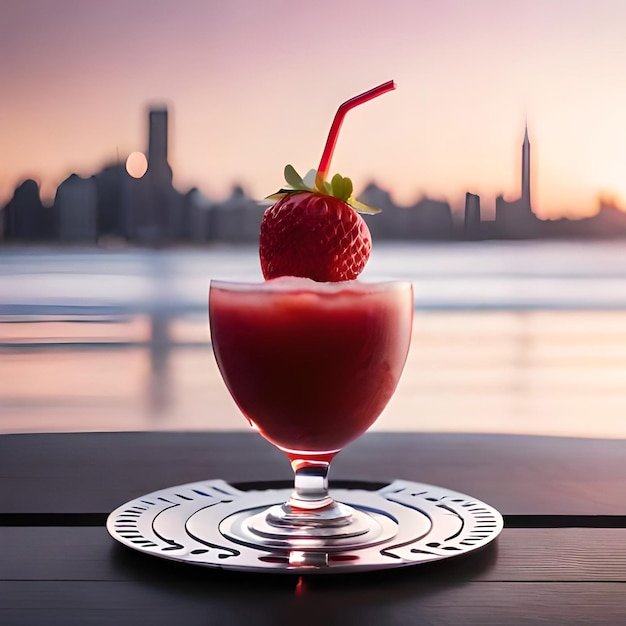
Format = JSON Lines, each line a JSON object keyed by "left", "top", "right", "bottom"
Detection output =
{"left": 3, "top": 310, "right": 626, "bottom": 437}
{"left": 3, "top": 243, "right": 626, "bottom": 437}
{"left": 149, "top": 311, "right": 171, "bottom": 415}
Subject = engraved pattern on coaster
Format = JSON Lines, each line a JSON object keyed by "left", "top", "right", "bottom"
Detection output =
{"left": 107, "top": 479, "right": 504, "bottom": 574}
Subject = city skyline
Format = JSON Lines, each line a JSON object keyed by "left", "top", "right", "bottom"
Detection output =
{"left": 4, "top": 102, "right": 626, "bottom": 245}
{"left": 3, "top": 1, "right": 626, "bottom": 219}
{"left": 2, "top": 96, "right": 540, "bottom": 218}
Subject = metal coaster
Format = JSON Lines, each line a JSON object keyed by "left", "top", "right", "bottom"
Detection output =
{"left": 107, "top": 479, "right": 503, "bottom": 574}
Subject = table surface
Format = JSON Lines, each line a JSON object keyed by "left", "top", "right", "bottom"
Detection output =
{"left": 2, "top": 431, "right": 626, "bottom": 625}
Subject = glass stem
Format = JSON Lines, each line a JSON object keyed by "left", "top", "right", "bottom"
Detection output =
{"left": 264, "top": 455, "right": 354, "bottom": 529}
{"left": 288, "top": 458, "right": 334, "bottom": 510}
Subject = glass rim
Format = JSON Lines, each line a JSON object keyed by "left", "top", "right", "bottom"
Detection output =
{"left": 209, "top": 278, "right": 413, "bottom": 294}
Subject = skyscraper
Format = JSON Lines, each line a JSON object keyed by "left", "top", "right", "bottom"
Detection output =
{"left": 133, "top": 105, "right": 182, "bottom": 243}
{"left": 495, "top": 123, "right": 538, "bottom": 237}
{"left": 521, "top": 123, "right": 531, "bottom": 210}
{"left": 464, "top": 192, "right": 481, "bottom": 239}
{"left": 55, "top": 173, "right": 98, "bottom": 242}
{"left": 148, "top": 108, "right": 171, "bottom": 180}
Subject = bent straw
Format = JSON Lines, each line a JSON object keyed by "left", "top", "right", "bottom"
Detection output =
{"left": 316, "top": 80, "right": 396, "bottom": 187}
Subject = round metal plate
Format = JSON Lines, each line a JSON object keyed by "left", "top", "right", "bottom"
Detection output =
{"left": 106, "top": 479, "right": 503, "bottom": 574}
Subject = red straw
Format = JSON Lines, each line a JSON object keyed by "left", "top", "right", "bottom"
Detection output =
{"left": 316, "top": 80, "right": 396, "bottom": 184}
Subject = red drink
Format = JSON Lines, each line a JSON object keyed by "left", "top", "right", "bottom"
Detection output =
{"left": 209, "top": 277, "right": 413, "bottom": 456}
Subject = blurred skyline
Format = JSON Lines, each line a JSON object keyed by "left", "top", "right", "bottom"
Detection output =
{"left": 2, "top": 0, "right": 626, "bottom": 219}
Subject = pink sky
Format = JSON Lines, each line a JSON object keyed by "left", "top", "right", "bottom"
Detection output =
{"left": 2, "top": 0, "right": 626, "bottom": 218}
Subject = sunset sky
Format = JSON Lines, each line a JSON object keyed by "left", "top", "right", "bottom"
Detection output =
{"left": 2, "top": 0, "right": 626, "bottom": 219}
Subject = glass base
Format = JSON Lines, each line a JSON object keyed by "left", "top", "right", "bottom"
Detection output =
{"left": 221, "top": 501, "right": 398, "bottom": 551}
{"left": 252, "top": 502, "right": 370, "bottom": 539}
{"left": 265, "top": 500, "right": 354, "bottom": 528}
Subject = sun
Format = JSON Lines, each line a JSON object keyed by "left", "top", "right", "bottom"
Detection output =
{"left": 125, "top": 152, "right": 148, "bottom": 178}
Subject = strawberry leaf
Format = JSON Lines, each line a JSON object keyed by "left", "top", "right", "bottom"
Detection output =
{"left": 266, "top": 166, "right": 315, "bottom": 199}
{"left": 265, "top": 190, "right": 292, "bottom": 201}
{"left": 343, "top": 176, "right": 354, "bottom": 199}
{"left": 266, "top": 164, "right": 382, "bottom": 214}
{"left": 347, "top": 196, "right": 382, "bottom": 215}
{"left": 330, "top": 173, "right": 345, "bottom": 200}
{"left": 329, "top": 174, "right": 354, "bottom": 202}
{"left": 302, "top": 169, "right": 317, "bottom": 188}
{"left": 284, "top": 164, "right": 309, "bottom": 190}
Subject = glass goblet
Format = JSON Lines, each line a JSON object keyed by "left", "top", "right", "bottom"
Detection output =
{"left": 209, "top": 277, "right": 413, "bottom": 547}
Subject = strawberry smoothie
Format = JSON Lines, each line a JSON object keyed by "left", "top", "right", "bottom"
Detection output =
{"left": 209, "top": 277, "right": 413, "bottom": 455}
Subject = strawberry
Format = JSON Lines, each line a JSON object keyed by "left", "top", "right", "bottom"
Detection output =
{"left": 260, "top": 190, "right": 372, "bottom": 283}
{"left": 260, "top": 165, "right": 381, "bottom": 282}
{"left": 259, "top": 81, "right": 395, "bottom": 282}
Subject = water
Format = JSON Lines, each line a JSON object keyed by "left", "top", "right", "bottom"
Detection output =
{"left": 2, "top": 241, "right": 626, "bottom": 437}
{"left": 3, "top": 240, "right": 626, "bottom": 313}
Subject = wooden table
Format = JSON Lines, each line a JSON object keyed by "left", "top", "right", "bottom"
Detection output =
{"left": 2, "top": 431, "right": 626, "bottom": 624}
